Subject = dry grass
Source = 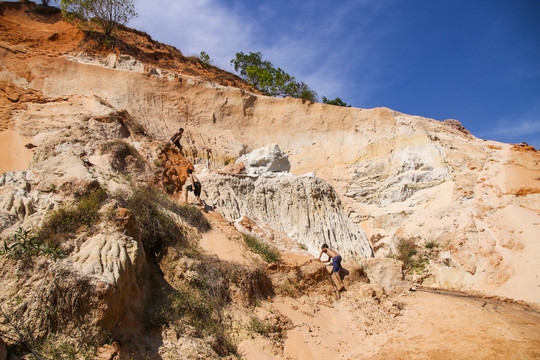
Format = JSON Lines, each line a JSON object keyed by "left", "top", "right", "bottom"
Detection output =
{"left": 115, "top": 184, "right": 192, "bottom": 258}
{"left": 38, "top": 188, "right": 107, "bottom": 247}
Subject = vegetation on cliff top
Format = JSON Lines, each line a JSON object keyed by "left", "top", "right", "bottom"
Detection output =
{"left": 55, "top": 0, "right": 351, "bottom": 105}
{"left": 60, "top": 0, "right": 138, "bottom": 37}
{"left": 231, "top": 51, "right": 318, "bottom": 102}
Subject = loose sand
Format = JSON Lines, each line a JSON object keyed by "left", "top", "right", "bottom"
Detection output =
{"left": 239, "top": 289, "right": 540, "bottom": 359}
{"left": 199, "top": 210, "right": 259, "bottom": 265}
{"left": 0, "top": 130, "right": 32, "bottom": 174}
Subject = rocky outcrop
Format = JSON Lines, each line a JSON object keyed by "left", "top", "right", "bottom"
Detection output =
{"left": 237, "top": 143, "right": 291, "bottom": 175}
{"left": 153, "top": 144, "right": 193, "bottom": 195}
{"left": 0, "top": 94, "right": 155, "bottom": 348}
{"left": 204, "top": 145, "right": 373, "bottom": 258}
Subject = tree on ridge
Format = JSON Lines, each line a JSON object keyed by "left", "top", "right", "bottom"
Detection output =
{"left": 60, "top": 0, "right": 138, "bottom": 37}
{"left": 231, "top": 51, "right": 318, "bottom": 102}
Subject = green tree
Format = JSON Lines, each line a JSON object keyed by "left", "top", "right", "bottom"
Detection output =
{"left": 60, "top": 0, "right": 138, "bottom": 37}
{"left": 199, "top": 51, "right": 212, "bottom": 68}
{"left": 322, "top": 96, "right": 351, "bottom": 107}
{"left": 231, "top": 51, "right": 318, "bottom": 102}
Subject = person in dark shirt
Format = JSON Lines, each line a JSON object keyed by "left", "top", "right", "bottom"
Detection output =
{"left": 184, "top": 168, "right": 203, "bottom": 208}
{"left": 169, "top": 127, "right": 184, "bottom": 151}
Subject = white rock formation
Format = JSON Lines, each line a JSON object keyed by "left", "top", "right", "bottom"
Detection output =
{"left": 204, "top": 146, "right": 373, "bottom": 258}
{"left": 236, "top": 143, "right": 291, "bottom": 175}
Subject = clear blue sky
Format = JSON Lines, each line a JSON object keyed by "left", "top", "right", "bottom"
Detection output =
{"left": 33, "top": 1, "right": 540, "bottom": 147}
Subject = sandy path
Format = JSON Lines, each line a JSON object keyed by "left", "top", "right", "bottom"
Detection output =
{"left": 199, "top": 227, "right": 254, "bottom": 265}
{"left": 198, "top": 211, "right": 259, "bottom": 265}
{"left": 0, "top": 130, "right": 32, "bottom": 174}
{"left": 239, "top": 286, "right": 540, "bottom": 359}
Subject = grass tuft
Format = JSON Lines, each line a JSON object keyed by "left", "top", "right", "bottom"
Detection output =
{"left": 38, "top": 188, "right": 107, "bottom": 246}
{"left": 242, "top": 234, "right": 280, "bottom": 263}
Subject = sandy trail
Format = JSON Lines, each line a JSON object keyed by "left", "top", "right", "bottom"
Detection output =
{"left": 0, "top": 130, "right": 32, "bottom": 174}
{"left": 239, "top": 286, "right": 540, "bottom": 360}
{"left": 198, "top": 210, "right": 259, "bottom": 265}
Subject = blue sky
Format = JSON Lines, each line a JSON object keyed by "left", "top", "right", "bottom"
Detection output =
{"left": 44, "top": 1, "right": 540, "bottom": 147}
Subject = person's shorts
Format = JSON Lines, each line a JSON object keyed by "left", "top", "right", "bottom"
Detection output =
{"left": 186, "top": 182, "right": 202, "bottom": 197}
{"left": 332, "top": 255, "right": 342, "bottom": 273}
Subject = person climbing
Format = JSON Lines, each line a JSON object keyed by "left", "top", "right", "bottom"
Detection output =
{"left": 169, "top": 127, "right": 184, "bottom": 151}
{"left": 184, "top": 168, "right": 204, "bottom": 208}
{"left": 318, "top": 243, "right": 345, "bottom": 292}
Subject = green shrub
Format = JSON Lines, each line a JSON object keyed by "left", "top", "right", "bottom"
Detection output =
{"left": 249, "top": 317, "right": 279, "bottom": 336}
{"left": 154, "top": 284, "right": 213, "bottom": 328}
{"left": 242, "top": 234, "right": 280, "bottom": 263}
{"left": 38, "top": 188, "right": 107, "bottom": 245}
{"left": 396, "top": 238, "right": 417, "bottom": 265}
{"left": 0, "top": 227, "right": 64, "bottom": 261}
{"left": 322, "top": 96, "right": 351, "bottom": 107}
{"left": 117, "top": 185, "right": 186, "bottom": 257}
{"left": 153, "top": 283, "right": 235, "bottom": 355}
{"left": 37, "top": 339, "right": 95, "bottom": 360}
{"left": 425, "top": 240, "right": 439, "bottom": 249}
{"left": 396, "top": 238, "right": 428, "bottom": 274}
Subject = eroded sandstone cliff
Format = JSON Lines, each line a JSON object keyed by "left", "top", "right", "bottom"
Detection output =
{"left": 1, "top": 1, "right": 539, "bottom": 304}
{"left": 0, "top": 3, "right": 539, "bottom": 358}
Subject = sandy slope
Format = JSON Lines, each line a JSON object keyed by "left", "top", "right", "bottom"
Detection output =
{"left": 0, "top": 130, "right": 32, "bottom": 173}
{"left": 198, "top": 210, "right": 540, "bottom": 360}
{"left": 238, "top": 288, "right": 540, "bottom": 360}
{"left": 198, "top": 210, "right": 259, "bottom": 265}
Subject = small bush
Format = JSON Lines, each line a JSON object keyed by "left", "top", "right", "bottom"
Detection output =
{"left": 38, "top": 188, "right": 107, "bottom": 245}
{"left": 249, "top": 317, "right": 279, "bottom": 336}
{"left": 199, "top": 51, "right": 212, "bottom": 68}
{"left": 152, "top": 283, "right": 235, "bottom": 355}
{"left": 396, "top": 238, "right": 428, "bottom": 274}
{"left": 396, "top": 238, "right": 417, "bottom": 264}
{"left": 0, "top": 227, "right": 64, "bottom": 261}
{"left": 242, "top": 234, "right": 280, "bottom": 263}
{"left": 425, "top": 240, "right": 439, "bottom": 249}
{"left": 154, "top": 284, "right": 213, "bottom": 328}
{"left": 117, "top": 185, "right": 186, "bottom": 257}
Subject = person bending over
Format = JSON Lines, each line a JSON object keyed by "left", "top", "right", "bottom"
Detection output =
{"left": 318, "top": 243, "right": 345, "bottom": 291}
{"left": 184, "top": 168, "right": 203, "bottom": 208}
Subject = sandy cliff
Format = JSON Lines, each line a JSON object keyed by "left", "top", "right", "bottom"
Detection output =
{"left": 0, "top": 3, "right": 539, "bottom": 358}
{"left": 1, "top": 2, "right": 539, "bottom": 305}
